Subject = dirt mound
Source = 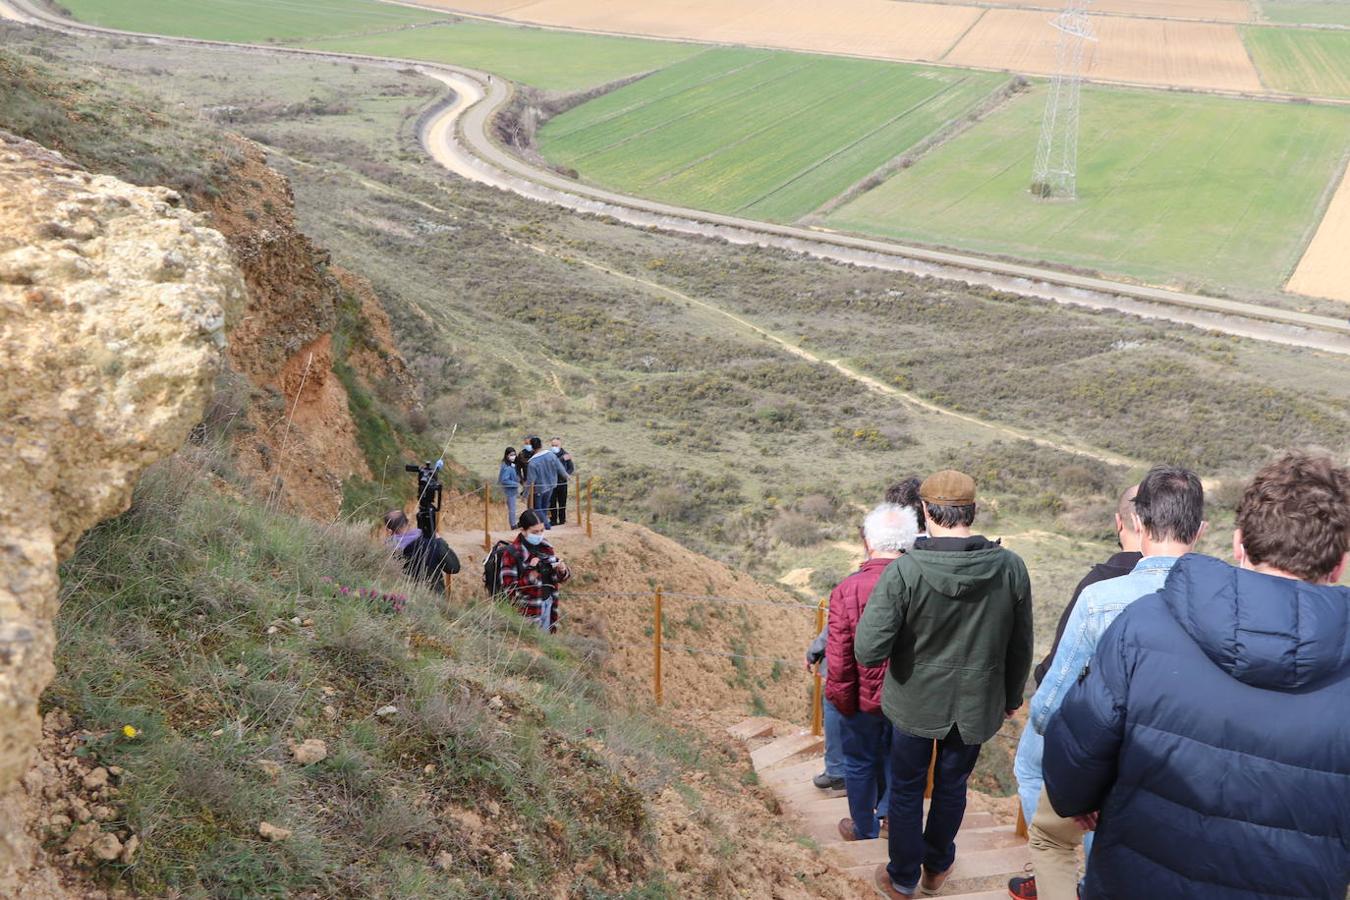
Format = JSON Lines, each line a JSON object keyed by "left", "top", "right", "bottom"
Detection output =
{"left": 441, "top": 508, "right": 821, "bottom": 723}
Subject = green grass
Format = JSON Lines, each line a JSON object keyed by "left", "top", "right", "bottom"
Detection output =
{"left": 827, "top": 85, "right": 1350, "bottom": 291}
{"left": 1245, "top": 26, "right": 1350, "bottom": 97}
{"left": 538, "top": 48, "right": 1005, "bottom": 221}
{"left": 58, "top": 0, "right": 445, "bottom": 43}
{"left": 297, "top": 21, "right": 705, "bottom": 91}
{"left": 1259, "top": 1, "right": 1350, "bottom": 26}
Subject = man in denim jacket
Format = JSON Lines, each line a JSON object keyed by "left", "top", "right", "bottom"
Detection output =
{"left": 1009, "top": 466, "right": 1205, "bottom": 900}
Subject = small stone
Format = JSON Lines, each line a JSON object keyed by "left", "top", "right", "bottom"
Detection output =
{"left": 266, "top": 625, "right": 279, "bottom": 635}
{"left": 211, "top": 729, "right": 224, "bottom": 737}
{"left": 120, "top": 834, "right": 141, "bottom": 864}
{"left": 493, "top": 851, "right": 514, "bottom": 874}
{"left": 484, "top": 800, "right": 501, "bottom": 817}
{"left": 70, "top": 798, "right": 92, "bottom": 823}
{"left": 290, "top": 617, "right": 301, "bottom": 625}
{"left": 289, "top": 738, "right": 327, "bottom": 765}
{"left": 320, "top": 685, "right": 336, "bottom": 696}
{"left": 255, "top": 759, "right": 283, "bottom": 779}
{"left": 258, "top": 821, "right": 292, "bottom": 842}
{"left": 302, "top": 618, "right": 314, "bottom": 627}
{"left": 487, "top": 695, "right": 505, "bottom": 712}
{"left": 82, "top": 767, "right": 109, "bottom": 790}
{"left": 106, "top": 766, "right": 124, "bottom": 776}
{"left": 93, "top": 806, "right": 116, "bottom": 822}
{"left": 63, "top": 822, "right": 100, "bottom": 852}
{"left": 90, "top": 832, "right": 123, "bottom": 861}
{"left": 423, "top": 764, "right": 436, "bottom": 776}
{"left": 433, "top": 851, "right": 454, "bottom": 871}
{"left": 48, "top": 814, "right": 71, "bottom": 830}
{"left": 374, "top": 705, "right": 398, "bottom": 718}
{"left": 322, "top": 705, "right": 338, "bottom": 721}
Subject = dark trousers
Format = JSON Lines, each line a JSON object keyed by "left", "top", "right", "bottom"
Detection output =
{"left": 839, "top": 710, "right": 891, "bottom": 840}
{"left": 550, "top": 479, "right": 569, "bottom": 525}
{"left": 532, "top": 486, "right": 552, "bottom": 526}
{"left": 885, "top": 725, "right": 983, "bottom": 892}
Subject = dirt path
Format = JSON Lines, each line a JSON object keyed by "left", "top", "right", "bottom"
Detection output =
{"left": 8, "top": 0, "right": 1349, "bottom": 359}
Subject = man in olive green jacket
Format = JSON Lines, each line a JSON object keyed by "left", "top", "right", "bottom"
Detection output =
{"left": 856, "top": 470, "right": 1034, "bottom": 899}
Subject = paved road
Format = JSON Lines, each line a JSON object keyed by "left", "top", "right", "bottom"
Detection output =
{"left": 7, "top": 0, "right": 1350, "bottom": 358}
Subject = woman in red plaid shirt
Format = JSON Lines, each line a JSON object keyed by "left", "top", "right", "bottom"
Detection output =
{"left": 499, "top": 509, "right": 571, "bottom": 632}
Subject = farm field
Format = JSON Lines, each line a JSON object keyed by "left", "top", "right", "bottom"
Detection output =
{"left": 1244, "top": 27, "right": 1350, "bottom": 98}
{"left": 920, "top": 0, "right": 1254, "bottom": 21}
{"left": 1259, "top": 1, "right": 1350, "bottom": 26}
{"left": 826, "top": 86, "right": 1350, "bottom": 292}
{"left": 945, "top": 10, "right": 1264, "bottom": 92}
{"left": 537, "top": 48, "right": 1005, "bottom": 221}
{"left": 57, "top": 0, "right": 444, "bottom": 42}
{"left": 1287, "top": 166, "right": 1350, "bottom": 303}
{"left": 296, "top": 20, "right": 703, "bottom": 90}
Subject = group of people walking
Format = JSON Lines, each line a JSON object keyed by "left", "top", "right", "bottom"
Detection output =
{"left": 809, "top": 454, "right": 1349, "bottom": 899}
{"left": 497, "top": 435, "right": 576, "bottom": 531}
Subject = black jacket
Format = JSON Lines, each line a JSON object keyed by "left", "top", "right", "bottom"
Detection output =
{"left": 1033, "top": 551, "right": 1141, "bottom": 685}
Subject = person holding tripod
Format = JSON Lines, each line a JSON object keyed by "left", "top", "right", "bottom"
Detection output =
{"left": 496, "top": 510, "right": 570, "bottom": 632}
{"left": 385, "top": 458, "right": 460, "bottom": 589}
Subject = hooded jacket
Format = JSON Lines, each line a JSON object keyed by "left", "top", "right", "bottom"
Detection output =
{"left": 825, "top": 557, "right": 893, "bottom": 717}
{"left": 854, "top": 536, "right": 1034, "bottom": 745}
{"left": 1042, "top": 553, "right": 1350, "bottom": 899}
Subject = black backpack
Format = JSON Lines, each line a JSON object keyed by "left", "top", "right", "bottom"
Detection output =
{"left": 403, "top": 536, "right": 460, "bottom": 587}
{"left": 482, "top": 540, "right": 514, "bottom": 596}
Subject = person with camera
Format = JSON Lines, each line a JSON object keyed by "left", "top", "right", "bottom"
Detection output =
{"left": 497, "top": 509, "right": 570, "bottom": 632}
{"left": 383, "top": 509, "right": 460, "bottom": 589}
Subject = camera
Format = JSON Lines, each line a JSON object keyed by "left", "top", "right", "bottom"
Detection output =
{"left": 405, "top": 459, "right": 443, "bottom": 536}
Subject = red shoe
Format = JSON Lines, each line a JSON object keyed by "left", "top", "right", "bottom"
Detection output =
{"left": 873, "top": 864, "right": 914, "bottom": 899}
{"left": 838, "top": 817, "right": 861, "bottom": 842}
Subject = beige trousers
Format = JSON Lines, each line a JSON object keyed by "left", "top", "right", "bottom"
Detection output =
{"left": 1028, "top": 785, "right": 1084, "bottom": 900}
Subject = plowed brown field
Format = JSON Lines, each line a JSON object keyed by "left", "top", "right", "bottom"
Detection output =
{"left": 943, "top": 9, "right": 1263, "bottom": 91}
{"left": 431, "top": 0, "right": 985, "bottom": 61}
{"left": 427, "top": 0, "right": 1269, "bottom": 92}
{"left": 1287, "top": 165, "right": 1350, "bottom": 304}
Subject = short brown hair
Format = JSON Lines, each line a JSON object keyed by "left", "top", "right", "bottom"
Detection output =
{"left": 1236, "top": 452, "right": 1350, "bottom": 582}
{"left": 383, "top": 510, "right": 408, "bottom": 533}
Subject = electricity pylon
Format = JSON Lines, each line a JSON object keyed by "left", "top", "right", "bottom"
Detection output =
{"left": 1031, "top": 0, "right": 1095, "bottom": 200}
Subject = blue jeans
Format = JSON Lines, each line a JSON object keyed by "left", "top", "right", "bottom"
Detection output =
{"left": 532, "top": 486, "right": 553, "bottom": 526}
{"left": 823, "top": 698, "right": 845, "bottom": 779}
{"left": 501, "top": 486, "right": 518, "bottom": 530}
{"left": 1014, "top": 723, "right": 1044, "bottom": 826}
{"left": 839, "top": 711, "right": 892, "bottom": 839}
{"left": 886, "top": 726, "right": 983, "bottom": 893}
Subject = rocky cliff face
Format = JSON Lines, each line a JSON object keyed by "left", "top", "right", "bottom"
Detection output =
{"left": 0, "top": 131, "right": 242, "bottom": 879}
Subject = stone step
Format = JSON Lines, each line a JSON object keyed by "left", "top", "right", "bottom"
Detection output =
{"left": 749, "top": 732, "right": 824, "bottom": 771}
{"left": 727, "top": 717, "right": 779, "bottom": 741}
{"left": 792, "top": 794, "right": 999, "bottom": 831}
{"left": 845, "top": 844, "right": 1029, "bottom": 890}
{"left": 758, "top": 756, "right": 826, "bottom": 787}
{"left": 831, "top": 827, "right": 1024, "bottom": 866}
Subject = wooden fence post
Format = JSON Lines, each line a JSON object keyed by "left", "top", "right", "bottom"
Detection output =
{"left": 925, "top": 742, "right": 937, "bottom": 799}
{"left": 1016, "top": 806, "right": 1028, "bottom": 840}
{"left": 574, "top": 474, "right": 582, "bottom": 526}
{"left": 482, "top": 484, "right": 491, "bottom": 551}
{"left": 654, "top": 587, "right": 664, "bottom": 706}
{"left": 811, "top": 597, "right": 826, "bottom": 737}
{"left": 586, "top": 477, "right": 594, "bottom": 538}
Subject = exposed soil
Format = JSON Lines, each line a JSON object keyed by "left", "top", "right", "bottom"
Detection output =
{"left": 1287, "top": 162, "right": 1350, "bottom": 304}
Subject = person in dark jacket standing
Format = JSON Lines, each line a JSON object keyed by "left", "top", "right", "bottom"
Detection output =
{"left": 856, "top": 470, "right": 1034, "bottom": 899}
{"left": 547, "top": 436, "right": 575, "bottom": 526}
{"left": 829, "top": 503, "right": 919, "bottom": 842}
{"left": 1043, "top": 452, "right": 1350, "bottom": 900}
{"left": 1011, "top": 484, "right": 1141, "bottom": 842}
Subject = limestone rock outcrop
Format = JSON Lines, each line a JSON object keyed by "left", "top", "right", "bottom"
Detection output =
{"left": 0, "top": 131, "right": 244, "bottom": 868}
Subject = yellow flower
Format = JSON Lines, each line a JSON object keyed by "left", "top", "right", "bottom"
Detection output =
{"left": 122, "top": 725, "right": 139, "bottom": 739}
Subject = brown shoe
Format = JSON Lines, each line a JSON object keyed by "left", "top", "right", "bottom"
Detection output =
{"left": 838, "top": 817, "right": 860, "bottom": 842}
{"left": 920, "top": 864, "right": 952, "bottom": 894}
{"left": 873, "top": 864, "right": 914, "bottom": 899}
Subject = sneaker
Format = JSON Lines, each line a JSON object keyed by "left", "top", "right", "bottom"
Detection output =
{"left": 873, "top": 864, "right": 914, "bottom": 899}
{"left": 1008, "top": 872, "right": 1038, "bottom": 899}
{"left": 812, "top": 772, "right": 845, "bottom": 791}
{"left": 920, "top": 865, "right": 951, "bottom": 895}
{"left": 837, "top": 817, "right": 861, "bottom": 842}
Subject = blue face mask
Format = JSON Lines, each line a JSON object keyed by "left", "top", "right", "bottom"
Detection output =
{"left": 523, "top": 533, "right": 545, "bottom": 546}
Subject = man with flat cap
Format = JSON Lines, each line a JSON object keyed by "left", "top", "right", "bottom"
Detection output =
{"left": 855, "top": 470, "right": 1034, "bottom": 899}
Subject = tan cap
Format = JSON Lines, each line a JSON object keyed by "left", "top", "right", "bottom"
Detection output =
{"left": 920, "top": 470, "right": 976, "bottom": 505}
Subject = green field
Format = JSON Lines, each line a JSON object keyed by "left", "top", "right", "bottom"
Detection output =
{"left": 58, "top": 0, "right": 703, "bottom": 91}
{"left": 827, "top": 87, "right": 1350, "bottom": 291}
{"left": 1259, "top": 1, "right": 1350, "bottom": 26}
{"left": 1245, "top": 26, "right": 1350, "bottom": 97}
{"left": 58, "top": 0, "right": 444, "bottom": 42}
{"left": 538, "top": 49, "right": 1004, "bottom": 221}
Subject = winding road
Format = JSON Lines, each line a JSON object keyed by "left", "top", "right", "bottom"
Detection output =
{"left": 4, "top": 0, "right": 1350, "bottom": 360}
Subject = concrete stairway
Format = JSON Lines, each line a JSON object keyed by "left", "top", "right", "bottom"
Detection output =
{"left": 731, "top": 718, "right": 1027, "bottom": 898}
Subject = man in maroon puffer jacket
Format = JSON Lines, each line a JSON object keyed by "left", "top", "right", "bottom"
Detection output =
{"left": 827, "top": 502, "right": 921, "bottom": 841}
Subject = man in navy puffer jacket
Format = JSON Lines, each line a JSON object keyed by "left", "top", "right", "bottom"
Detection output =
{"left": 1043, "top": 452, "right": 1350, "bottom": 899}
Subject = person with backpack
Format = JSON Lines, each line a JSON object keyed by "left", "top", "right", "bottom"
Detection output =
{"left": 498, "top": 446, "right": 521, "bottom": 529}
{"left": 485, "top": 509, "right": 571, "bottom": 632}
{"left": 383, "top": 510, "right": 460, "bottom": 589}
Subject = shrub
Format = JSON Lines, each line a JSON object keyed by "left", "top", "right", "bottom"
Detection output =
{"left": 769, "top": 511, "right": 821, "bottom": 548}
